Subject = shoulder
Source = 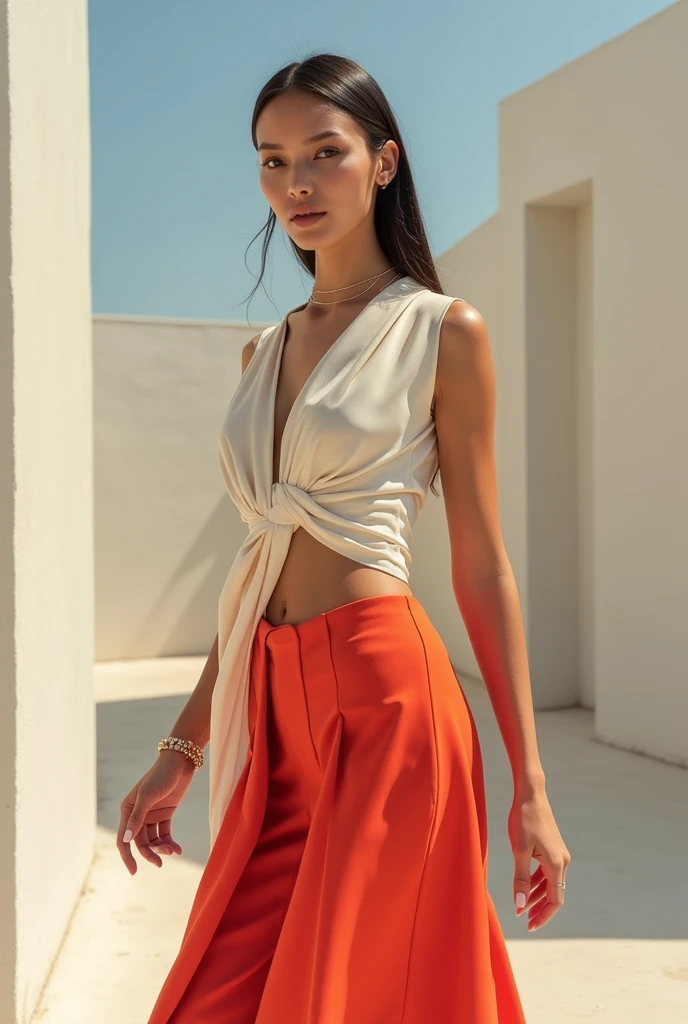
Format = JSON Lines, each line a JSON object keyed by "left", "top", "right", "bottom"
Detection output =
{"left": 433, "top": 299, "right": 494, "bottom": 412}
{"left": 241, "top": 333, "right": 262, "bottom": 374}
{"left": 439, "top": 297, "right": 488, "bottom": 350}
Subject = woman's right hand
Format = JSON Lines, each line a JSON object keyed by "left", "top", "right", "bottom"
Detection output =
{"left": 117, "top": 751, "right": 197, "bottom": 875}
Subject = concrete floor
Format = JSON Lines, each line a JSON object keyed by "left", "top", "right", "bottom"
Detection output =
{"left": 31, "top": 657, "right": 688, "bottom": 1023}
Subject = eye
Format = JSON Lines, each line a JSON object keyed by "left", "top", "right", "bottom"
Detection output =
{"left": 260, "top": 147, "right": 340, "bottom": 169}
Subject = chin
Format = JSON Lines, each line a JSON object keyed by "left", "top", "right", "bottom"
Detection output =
{"left": 288, "top": 224, "right": 335, "bottom": 252}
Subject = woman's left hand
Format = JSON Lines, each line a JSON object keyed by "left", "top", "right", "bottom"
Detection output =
{"left": 507, "top": 785, "right": 571, "bottom": 932}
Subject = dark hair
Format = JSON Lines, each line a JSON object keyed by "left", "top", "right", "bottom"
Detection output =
{"left": 244, "top": 52, "right": 445, "bottom": 497}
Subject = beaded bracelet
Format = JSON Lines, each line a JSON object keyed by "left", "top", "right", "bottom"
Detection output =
{"left": 157, "top": 735, "right": 204, "bottom": 772}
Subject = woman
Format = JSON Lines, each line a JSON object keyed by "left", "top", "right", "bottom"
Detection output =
{"left": 118, "top": 52, "right": 570, "bottom": 1023}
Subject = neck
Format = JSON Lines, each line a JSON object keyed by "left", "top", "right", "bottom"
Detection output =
{"left": 310, "top": 235, "right": 397, "bottom": 294}
{"left": 310, "top": 265, "right": 398, "bottom": 299}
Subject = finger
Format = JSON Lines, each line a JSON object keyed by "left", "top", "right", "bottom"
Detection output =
{"left": 147, "top": 818, "right": 179, "bottom": 857}
{"left": 518, "top": 863, "right": 545, "bottom": 900}
{"left": 528, "top": 889, "right": 549, "bottom": 919}
{"left": 121, "top": 788, "right": 163, "bottom": 868}
{"left": 529, "top": 861, "right": 568, "bottom": 931}
{"left": 149, "top": 838, "right": 175, "bottom": 855}
{"left": 134, "top": 831, "right": 164, "bottom": 869}
{"left": 515, "top": 865, "right": 547, "bottom": 916}
{"left": 513, "top": 846, "right": 533, "bottom": 913}
{"left": 149, "top": 837, "right": 175, "bottom": 856}
{"left": 517, "top": 875, "right": 547, "bottom": 916}
{"left": 545, "top": 862, "right": 567, "bottom": 909}
{"left": 157, "top": 818, "right": 182, "bottom": 856}
{"left": 147, "top": 829, "right": 174, "bottom": 856}
{"left": 117, "top": 811, "right": 139, "bottom": 875}
{"left": 528, "top": 895, "right": 558, "bottom": 932}
{"left": 121, "top": 793, "right": 149, "bottom": 850}
{"left": 146, "top": 822, "right": 162, "bottom": 850}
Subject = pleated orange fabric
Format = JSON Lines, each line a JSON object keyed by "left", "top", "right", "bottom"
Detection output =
{"left": 148, "top": 594, "right": 526, "bottom": 1023}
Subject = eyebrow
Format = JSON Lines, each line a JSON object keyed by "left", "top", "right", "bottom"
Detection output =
{"left": 257, "top": 130, "right": 345, "bottom": 152}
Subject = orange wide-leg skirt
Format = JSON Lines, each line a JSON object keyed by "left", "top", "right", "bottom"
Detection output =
{"left": 147, "top": 593, "right": 526, "bottom": 1023}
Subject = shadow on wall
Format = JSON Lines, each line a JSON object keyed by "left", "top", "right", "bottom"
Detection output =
{"left": 96, "top": 493, "right": 237, "bottom": 663}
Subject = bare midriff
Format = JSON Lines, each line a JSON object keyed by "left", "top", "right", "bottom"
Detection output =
{"left": 263, "top": 527, "right": 413, "bottom": 627}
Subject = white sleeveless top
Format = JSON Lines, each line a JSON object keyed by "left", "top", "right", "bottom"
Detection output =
{"left": 210, "top": 274, "right": 460, "bottom": 845}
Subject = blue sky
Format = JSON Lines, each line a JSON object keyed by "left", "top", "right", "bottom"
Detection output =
{"left": 88, "top": 0, "right": 676, "bottom": 323}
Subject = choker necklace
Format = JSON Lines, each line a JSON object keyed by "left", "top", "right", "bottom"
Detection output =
{"left": 308, "top": 267, "right": 402, "bottom": 306}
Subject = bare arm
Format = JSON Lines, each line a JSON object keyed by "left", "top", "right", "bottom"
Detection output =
{"left": 432, "top": 303, "right": 572, "bottom": 932}
{"left": 433, "top": 303, "right": 545, "bottom": 795}
{"left": 165, "top": 334, "right": 261, "bottom": 749}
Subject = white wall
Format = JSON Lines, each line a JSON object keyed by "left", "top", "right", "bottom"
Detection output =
{"left": 0, "top": 1, "right": 95, "bottom": 1021}
{"left": 440, "top": 0, "right": 688, "bottom": 766}
{"left": 93, "top": 314, "right": 271, "bottom": 661}
{"left": 423, "top": 215, "right": 503, "bottom": 682}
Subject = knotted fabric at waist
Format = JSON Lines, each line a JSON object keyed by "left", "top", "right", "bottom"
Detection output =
{"left": 241, "top": 481, "right": 312, "bottom": 528}
{"left": 237, "top": 480, "right": 413, "bottom": 584}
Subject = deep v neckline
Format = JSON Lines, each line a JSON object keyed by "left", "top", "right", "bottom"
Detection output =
{"left": 269, "top": 274, "right": 410, "bottom": 488}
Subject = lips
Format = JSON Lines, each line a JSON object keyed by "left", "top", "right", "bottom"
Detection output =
{"left": 292, "top": 211, "right": 326, "bottom": 225}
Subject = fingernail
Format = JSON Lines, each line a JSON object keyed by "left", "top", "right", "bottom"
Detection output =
{"left": 515, "top": 892, "right": 526, "bottom": 909}
{"left": 123, "top": 829, "right": 133, "bottom": 843}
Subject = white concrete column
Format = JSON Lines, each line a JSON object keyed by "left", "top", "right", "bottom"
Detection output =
{"left": 0, "top": 2, "right": 95, "bottom": 1020}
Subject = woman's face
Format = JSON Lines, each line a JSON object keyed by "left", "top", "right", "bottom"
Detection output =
{"left": 255, "top": 89, "right": 396, "bottom": 249}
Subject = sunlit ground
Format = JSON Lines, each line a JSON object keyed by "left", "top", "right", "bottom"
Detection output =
{"left": 32, "top": 658, "right": 688, "bottom": 1022}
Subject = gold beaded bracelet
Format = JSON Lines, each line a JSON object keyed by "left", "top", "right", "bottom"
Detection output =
{"left": 157, "top": 735, "right": 204, "bottom": 772}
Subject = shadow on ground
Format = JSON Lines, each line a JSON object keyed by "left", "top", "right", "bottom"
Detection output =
{"left": 96, "top": 674, "right": 688, "bottom": 941}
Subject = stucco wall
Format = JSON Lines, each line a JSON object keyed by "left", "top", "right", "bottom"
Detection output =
{"left": 442, "top": 0, "right": 688, "bottom": 764}
{"left": 0, "top": 1, "right": 95, "bottom": 1021}
{"left": 93, "top": 314, "right": 272, "bottom": 661}
{"left": 430, "top": 216, "right": 503, "bottom": 681}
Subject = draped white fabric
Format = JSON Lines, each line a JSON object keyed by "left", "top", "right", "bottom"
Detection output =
{"left": 209, "top": 275, "right": 459, "bottom": 846}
